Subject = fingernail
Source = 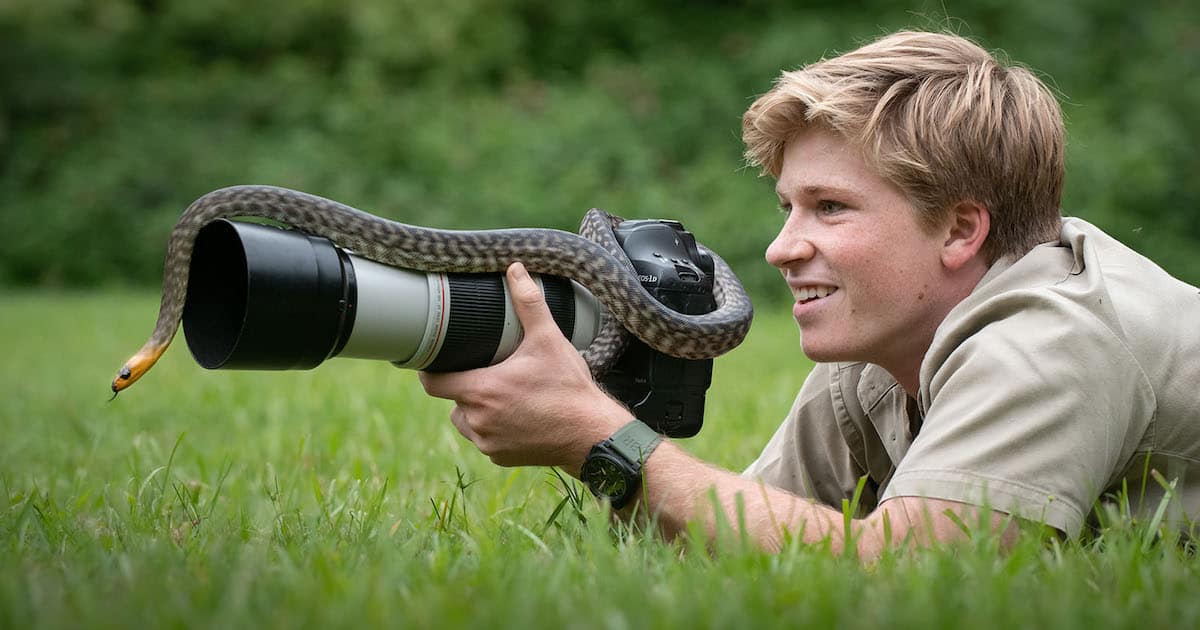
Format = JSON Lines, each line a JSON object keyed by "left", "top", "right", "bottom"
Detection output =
{"left": 510, "top": 262, "right": 529, "bottom": 281}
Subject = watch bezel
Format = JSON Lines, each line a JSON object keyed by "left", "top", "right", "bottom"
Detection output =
{"left": 580, "top": 443, "right": 639, "bottom": 508}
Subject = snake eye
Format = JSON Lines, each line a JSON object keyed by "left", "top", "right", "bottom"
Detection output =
{"left": 119, "top": 367, "right": 132, "bottom": 380}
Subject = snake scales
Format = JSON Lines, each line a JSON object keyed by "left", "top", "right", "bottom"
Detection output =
{"left": 111, "top": 185, "right": 754, "bottom": 393}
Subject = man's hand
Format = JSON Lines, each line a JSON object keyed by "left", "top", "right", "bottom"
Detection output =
{"left": 419, "top": 262, "right": 630, "bottom": 472}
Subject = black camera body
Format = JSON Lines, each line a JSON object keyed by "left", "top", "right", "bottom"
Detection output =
{"left": 600, "top": 219, "right": 716, "bottom": 438}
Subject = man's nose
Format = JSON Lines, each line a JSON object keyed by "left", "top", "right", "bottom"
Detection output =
{"left": 765, "top": 219, "right": 815, "bottom": 268}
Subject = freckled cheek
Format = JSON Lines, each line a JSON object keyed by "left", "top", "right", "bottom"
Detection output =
{"left": 845, "top": 272, "right": 909, "bottom": 314}
{"left": 830, "top": 241, "right": 913, "bottom": 309}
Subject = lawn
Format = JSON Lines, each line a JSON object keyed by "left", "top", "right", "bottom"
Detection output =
{"left": 1, "top": 291, "right": 1196, "bottom": 629}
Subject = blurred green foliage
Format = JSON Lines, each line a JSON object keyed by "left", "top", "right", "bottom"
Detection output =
{"left": 1, "top": 0, "right": 1197, "bottom": 301}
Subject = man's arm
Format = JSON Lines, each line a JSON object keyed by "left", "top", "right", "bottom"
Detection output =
{"left": 420, "top": 263, "right": 1018, "bottom": 559}
{"left": 631, "top": 442, "right": 1019, "bottom": 557}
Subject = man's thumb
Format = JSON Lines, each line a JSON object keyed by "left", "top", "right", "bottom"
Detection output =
{"left": 507, "top": 262, "right": 554, "bottom": 333}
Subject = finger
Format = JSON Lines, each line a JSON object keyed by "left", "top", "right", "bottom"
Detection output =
{"left": 449, "top": 405, "right": 481, "bottom": 443}
{"left": 506, "top": 262, "right": 558, "bottom": 339}
{"left": 419, "top": 369, "right": 479, "bottom": 401}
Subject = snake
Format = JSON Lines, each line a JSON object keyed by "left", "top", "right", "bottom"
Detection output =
{"left": 110, "top": 185, "right": 755, "bottom": 394}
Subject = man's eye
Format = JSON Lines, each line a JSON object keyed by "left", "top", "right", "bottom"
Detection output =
{"left": 817, "top": 200, "right": 846, "bottom": 214}
{"left": 777, "top": 203, "right": 792, "bottom": 216}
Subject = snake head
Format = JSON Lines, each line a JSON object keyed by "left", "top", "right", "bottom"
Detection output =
{"left": 111, "top": 344, "right": 167, "bottom": 394}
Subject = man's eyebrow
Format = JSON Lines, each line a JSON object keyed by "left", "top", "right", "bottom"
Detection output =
{"left": 775, "top": 184, "right": 856, "bottom": 199}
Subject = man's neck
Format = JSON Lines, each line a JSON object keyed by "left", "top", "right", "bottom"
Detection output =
{"left": 880, "top": 339, "right": 932, "bottom": 398}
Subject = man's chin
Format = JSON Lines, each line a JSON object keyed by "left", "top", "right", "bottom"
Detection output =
{"left": 798, "top": 335, "right": 857, "bottom": 364}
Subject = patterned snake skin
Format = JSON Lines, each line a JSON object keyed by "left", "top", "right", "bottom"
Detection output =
{"left": 122, "top": 185, "right": 754, "bottom": 384}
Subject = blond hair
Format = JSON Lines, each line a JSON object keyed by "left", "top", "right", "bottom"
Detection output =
{"left": 743, "top": 31, "right": 1064, "bottom": 260}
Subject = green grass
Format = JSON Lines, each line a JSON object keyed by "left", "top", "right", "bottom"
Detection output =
{"left": 1, "top": 291, "right": 1197, "bottom": 629}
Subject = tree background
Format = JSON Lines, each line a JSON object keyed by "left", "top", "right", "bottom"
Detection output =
{"left": 2, "top": 0, "right": 1197, "bottom": 304}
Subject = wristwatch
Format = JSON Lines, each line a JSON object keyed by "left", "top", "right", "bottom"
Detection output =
{"left": 580, "top": 420, "right": 664, "bottom": 509}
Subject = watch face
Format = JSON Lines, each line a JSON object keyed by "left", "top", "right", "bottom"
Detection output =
{"left": 582, "top": 454, "right": 629, "bottom": 501}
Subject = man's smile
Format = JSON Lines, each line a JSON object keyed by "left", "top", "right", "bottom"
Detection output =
{"left": 792, "top": 285, "right": 839, "bottom": 304}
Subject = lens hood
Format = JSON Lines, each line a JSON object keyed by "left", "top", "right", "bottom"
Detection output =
{"left": 183, "top": 219, "right": 355, "bottom": 370}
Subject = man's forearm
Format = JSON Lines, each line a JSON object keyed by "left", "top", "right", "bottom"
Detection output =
{"left": 626, "top": 441, "right": 895, "bottom": 556}
{"left": 620, "top": 441, "right": 1021, "bottom": 558}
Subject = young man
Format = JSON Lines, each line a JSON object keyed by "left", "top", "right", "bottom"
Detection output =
{"left": 420, "top": 31, "right": 1200, "bottom": 556}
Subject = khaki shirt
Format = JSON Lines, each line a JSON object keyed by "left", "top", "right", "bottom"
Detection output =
{"left": 744, "top": 218, "right": 1200, "bottom": 537}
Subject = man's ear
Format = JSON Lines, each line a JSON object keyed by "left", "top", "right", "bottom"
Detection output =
{"left": 941, "top": 200, "right": 990, "bottom": 271}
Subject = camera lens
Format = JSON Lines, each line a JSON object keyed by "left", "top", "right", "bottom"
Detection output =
{"left": 182, "top": 220, "right": 600, "bottom": 372}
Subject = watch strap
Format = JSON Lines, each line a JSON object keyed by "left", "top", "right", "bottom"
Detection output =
{"left": 607, "top": 419, "right": 663, "bottom": 467}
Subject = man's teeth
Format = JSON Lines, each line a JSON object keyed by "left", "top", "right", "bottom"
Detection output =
{"left": 796, "top": 286, "right": 837, "bottom": 301}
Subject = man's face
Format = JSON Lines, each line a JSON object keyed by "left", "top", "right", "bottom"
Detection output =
{"left": 766, "top": 126, "right": 951, "bottom": 369}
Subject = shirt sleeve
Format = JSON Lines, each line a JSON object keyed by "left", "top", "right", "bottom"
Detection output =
{"left": 743, "top": 362, "right": 878, "bottom": 511}
{"left": 882, "top": 292, "right": 1155, "bottom": 537}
